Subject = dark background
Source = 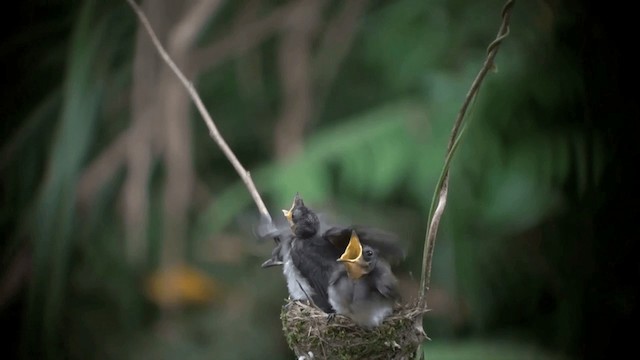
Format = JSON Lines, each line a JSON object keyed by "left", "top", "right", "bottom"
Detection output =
{"left": 1, "top": 0, "right": 637, "bottom": 359}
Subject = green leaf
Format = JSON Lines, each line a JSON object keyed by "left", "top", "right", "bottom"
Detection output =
{"left": 26, "top": 2, "right": 126, "bottom": 357}
{"left": 194, "top": 101, "right": 428, "bottom": 240}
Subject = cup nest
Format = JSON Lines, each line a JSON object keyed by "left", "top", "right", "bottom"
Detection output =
{"left": 280, "top": 299, "right": 429, "bottom": 360}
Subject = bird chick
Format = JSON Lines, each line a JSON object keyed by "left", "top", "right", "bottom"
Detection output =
{"left": 284, "top": 193, "right": 342, "bottom": 313}
{"left": 328, "top": 230, "right": 400, "bottom": 328}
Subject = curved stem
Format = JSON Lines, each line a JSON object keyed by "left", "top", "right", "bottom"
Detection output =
{"left": 418, "top": 0, "right": 516, "bottom": 308}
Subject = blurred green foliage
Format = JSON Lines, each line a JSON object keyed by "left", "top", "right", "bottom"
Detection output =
{"left": 0, "top": 0, "right": 634, "bottom": 359}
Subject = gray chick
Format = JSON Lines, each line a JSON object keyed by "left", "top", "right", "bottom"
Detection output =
{"left": 328, "top": 230, "right": 400, "bottom": 328}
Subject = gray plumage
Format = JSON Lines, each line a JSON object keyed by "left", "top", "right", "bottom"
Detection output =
{"left": 263, "top": 193, "right": 340, "bottom": 313}
{"left": 260, "top": 227, "right": 290, "bottom": 268}
{"left": 328, "top": 240, "right": 400, "bottom": 328}
{"left": 287, "top": 196, "right": 341, "bottom": 313}
{"left": 260, "top": 194, "right": 404, "bottom": 317}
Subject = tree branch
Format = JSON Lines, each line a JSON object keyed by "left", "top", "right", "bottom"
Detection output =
{"left": 160, "top": 0, "right": 223, "bottom": 267}
{"left": 188, "top": 1, "right": 300, "bottom": 74}
{"left": 233, "top": 0, "right": 267, "bottom": 100}
{"left": 76, "top": 128, "right": 128, "bottom": 208}
{"left": 123, "top": 0, "right": 168, "bottom": 266}
{"left": 312, "top": 0, "right": 369, "bottom": 121}
{"left": 126, "top": 0, "right": 274, "bottom": 224}
{"left": 273, "top": 0, "right": 323, "bottom": 159}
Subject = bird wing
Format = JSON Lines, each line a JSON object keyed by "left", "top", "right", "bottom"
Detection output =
{"left": 264, "top": 243, "right": 283, "bottom": 267}
{"left": 254, "top": 214, "right": 290, "bottom": 244}
{"left": 260, "top": 233, "right": 294, "bottom": 268}
{"left": 260, "top": 257, "right": 283, "bottom": 268}
{"left": 322, "top": 225, "right": 405, "bottom": 263}
{"left": 290, "top": 238, "right": 337, "bottom": 312}
{"left": 329, "top": 266, "right": 347, "bottom": 286}
{"left": 371, "top": 261, "right": 401, "bottom": 301}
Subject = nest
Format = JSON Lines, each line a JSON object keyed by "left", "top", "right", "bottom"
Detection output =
{"left": 281, "top": 299, "right": 429, "bottom": 360}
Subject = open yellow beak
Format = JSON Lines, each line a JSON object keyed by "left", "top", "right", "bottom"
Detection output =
{"left": 282, "top": 195, "right": 297, "bottom": 226}
{"left": 282, "top": 209, "right": 293, "bottom": 224}
{"left": 337, "top": 231, "right": 367, "bottom": 279}
{"left": 282, "top": 193, "right": 304, "bottom": 227}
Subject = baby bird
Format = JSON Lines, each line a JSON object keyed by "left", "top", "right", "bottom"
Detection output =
{"left": 328, "top": 230, "right": 400, "bottom": 328}
{"left": 261, "top": 193, "right": 323, "bottom": 268}
{"left": 284, "top": 193, "right": 342, "bottom": 313}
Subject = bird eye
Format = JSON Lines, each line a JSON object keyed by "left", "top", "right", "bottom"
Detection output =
{"left": 365, "top": 250, "right": 373, "bottom": 257}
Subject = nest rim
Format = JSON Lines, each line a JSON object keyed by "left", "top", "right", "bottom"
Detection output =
{"left": 280, "top": 299, "right": 429, "bottom": 360}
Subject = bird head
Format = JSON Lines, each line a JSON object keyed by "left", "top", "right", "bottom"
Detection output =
{"left": 337, "top": 230, "right": 377, "bottom": 279}
{"left": 282, "top": 193, "right": 304, "bottom": 227}
{"left": 281, "top": 193, "right": 319, "bottom": 238}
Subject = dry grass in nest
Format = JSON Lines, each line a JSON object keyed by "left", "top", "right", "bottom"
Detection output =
{"left": 280, "top": 299, "right": 429, "bottom": 360}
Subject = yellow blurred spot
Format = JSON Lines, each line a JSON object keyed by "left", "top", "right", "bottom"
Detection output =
{"left": 145, "top": 265, "right": 220, "bottom": 307}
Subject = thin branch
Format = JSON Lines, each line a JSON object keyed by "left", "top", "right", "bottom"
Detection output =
{"left": 273, "top": 0, "right": 323, "bottom": 159}
{"left": 126, "top": 0, "right": 274, "bottom": 224}
{"left": 312, "top": 0, "right": 369, "bottom": 121}
{"left": 123, "top": 0, "right": 166, "bottom": 266}
{"left": 160, "top": 0, "right": 223, "bottom": 268}
{"left": 188, "top": 1, "right": 300, "bottom": 74}
{"left": 233, "top": 0, "right": 266, "bottom": 100}
{"left": 418, "top": 0, "right": 516, "bottom": 307}
{"left": 77, "top": 128, "right": 129, "bottom": 208}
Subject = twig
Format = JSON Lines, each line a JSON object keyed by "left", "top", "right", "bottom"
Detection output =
{"left": 232, "top": 0, "right": 266, "bottom": 100}
{"left": 418, "top": 0, "right": 515, "bottom": 307}
{"left": 160, "top": 0, "right": 223, "bottom": 268}
{"left": 273, "top": 0, "right": 322, "bottom": 159}
{"left": 126, "top": 0, "right": 274, "bottom": 224}
{"left": 296, "top": 279, "right": 315, "bottom": 307}
{"left": 124, "top": 0, "right": 163, "bottom": 265}
{"left": 76, "top": 125, "right": 128, "bottom": 207}
{"left": 188, "top": 1, "right": 300, "bottom": 74}
{"left": 312, "top": 0, "right": 369, "bottom": 121}
{"left": 415, "top": 3, "right": 515, "bottom": 359}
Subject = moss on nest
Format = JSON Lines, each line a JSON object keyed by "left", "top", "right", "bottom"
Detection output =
{"left": 281, "top": 299, "right": 428, "bottom": 360}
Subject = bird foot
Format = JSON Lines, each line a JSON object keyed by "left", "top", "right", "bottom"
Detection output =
{"left": 326, "top": 312, "right": 336, "bottom": 324}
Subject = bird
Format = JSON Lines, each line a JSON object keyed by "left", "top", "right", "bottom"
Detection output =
{"left": 261, "top": 203, "right": 405, "bottom": 268}
{"left": 258, "top": 193, "right": 310, "bottom": 269}
{"left": 328, "top": 230, "right": 400, "bottom": 328}
{"left": 260, "top": 193, "right": 405, "bottom": 315}
{"left": 322, "top": 225, "right": 405, "bottom": 265}
{"left": 259, "top": 219, "right": 293, "bottom": 268}
{"left": 258, "top": 214, "right": 290, "bottom": 268}
{"left": 282, "top": 193, "right": 343, "bottom": 313}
